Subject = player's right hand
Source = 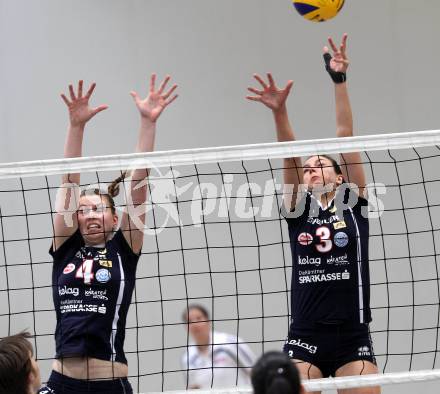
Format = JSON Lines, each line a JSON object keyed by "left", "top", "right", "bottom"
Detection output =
{"left": 246, "top": 73, "right": 293, "bottom": 112}
{"left": 61, "top": 80, "right": 108, "bottom": 127}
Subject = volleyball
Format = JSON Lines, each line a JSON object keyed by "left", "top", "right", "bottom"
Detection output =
{"left": 292, "top": 0, "right": 345, "bottom": 22}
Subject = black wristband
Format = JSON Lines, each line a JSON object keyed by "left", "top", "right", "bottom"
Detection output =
{"left": 323, "top": 53, "right": 347, "bottom": 84}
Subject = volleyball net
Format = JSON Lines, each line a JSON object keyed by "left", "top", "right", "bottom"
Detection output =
{"left": 1, "top": 130, "right": 440, "bottom": 392}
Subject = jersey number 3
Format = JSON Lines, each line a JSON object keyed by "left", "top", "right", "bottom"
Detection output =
{"left": 315, "top": 226, "right": 332, "bottom": 253}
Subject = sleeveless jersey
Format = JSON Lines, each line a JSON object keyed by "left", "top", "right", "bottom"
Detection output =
{"left": 50, "top": 229, "right": 139, "bottom": 364}
{"left": 285, "top": 188, "right": 371, "bottom": 325}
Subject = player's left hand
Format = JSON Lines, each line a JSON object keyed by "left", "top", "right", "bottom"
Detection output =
{"left": 324, "top": 33, "right": 349, "bottom": 73}
{"left": 130, "top": 74, "right": 178, "bottom": 122}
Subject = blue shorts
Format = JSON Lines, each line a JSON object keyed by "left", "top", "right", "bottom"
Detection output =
{"left": 283, "top": 322, "right": 376, "bottom": 377}
{"left": 38, "top": 370, "right": 133, "bottom": 394}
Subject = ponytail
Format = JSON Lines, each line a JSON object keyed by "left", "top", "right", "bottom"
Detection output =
{"left": 80, "top": 171, "right": 129, "bottom": 214}
{"left": 108, "top": 171, "right": 129, "bottom": 198}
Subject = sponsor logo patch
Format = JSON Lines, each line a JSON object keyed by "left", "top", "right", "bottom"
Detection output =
{"left": 98, "top": 260, "right": 112, "bottom": 268}
{"left": 334, "top": 231, "right": 349, "bottom": 247}
{"left": 58, "top": 286, "right": 79, "bottom": 297}
{"left": 358, "top": 346, "right": 371, "bottom": 356}
{"left": 37, "top": 388, "right": 55, "bottom": 394}
{"left": 96, "top": 268, "right": 111, "bottom": 283}
{"left": 288, "top": 339, "right": 318, "bottom": 354}
{"left": 327, "top": 253, "right": 349, "bottom": 265}
{"left": 333, "top": 220, "right": 347, "bottom": 230}
{"left": 307, "top": 215, "right": 340, "bottom": 225}
{"left": 298, "top": 256, "right": 321, "bottom": 266}
{"left": 85, "top": 288, "right": 108, "bottom": 301}
{"left": 63, "top": 263, "right": 76, "bottom": 274}
{"left": 297, "top": 232, "right": 313, "bottom": 246}
{"left": 60, "top": 303, "right": 100, "bottom": 314}
{"left": 299, "top": 269, "right": 350, "bottom": 284}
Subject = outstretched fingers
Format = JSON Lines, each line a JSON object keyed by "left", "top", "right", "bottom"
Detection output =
{"left": 284, "top": 79, "right": 294, "bottom": 94}
{"left": 91, "top": 104, "right": 109, "bottom": 116}
{"left": 157, "top": 75, "right": 171, "bottom": 95}
{"left": 340, "top": 33, "right": 348, "bottom": 58}
{"left": 162, "top": 83, "right": 178, "bottom": 100}
{"left": 328, "top": 33, "right": 348, "bottom": 57}
{"left": 246, "top": 84, "right": 264, "bottom": 102}
{"left": 267, "top": 72, "right": 276, "bottom": 88}
{"left": 77, "top": 80, "right": 83, "bottom": 99}
{"left": 247, "top": 86, "right": 263, "bottom": 96}
{"left": 245, "top": 95, "right": 262, "bottom": 102}
{"left": 60, "top": 93, "right": 71, "bottom": 106}
{"left": 164, "top": 93, "right": 178, "bottom": 106}
{"left": 327, "top": 36, "right": 339, "bottom": 54}
{"left": 246, "top": 74, "right": 293, "bottom": 108}
{"left": 149, "top": 73, "right": 157, "bottom": 93}
{"left": 130, "top": 90, "right": 140, "bottom": 103}
{"left": 85, "top": 82, "right": 97, "bottom": 99}
{"left": 253, "top": 73, "right": 268, "bottom": 90}
{"left": 68, "top": 84, "right": 76, "bottom": 101}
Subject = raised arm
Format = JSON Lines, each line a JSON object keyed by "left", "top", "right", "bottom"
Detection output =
{"left": 120, "top": 74, "right": 178, "bottom": 253}
{"left": 246, "top": 73, "right": 303, "bottom": 209}
{"left": 53, "top": 81, "right": 108, "bottom": 250}
{"left": 324, "top": 34, "right": 366, "bottom": 196}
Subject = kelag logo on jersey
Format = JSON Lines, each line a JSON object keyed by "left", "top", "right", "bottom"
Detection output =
{"left": 58, "top": 286, "right": 79, "bottom": 297}
{"left": 334, "top": 232, "right": 348, "bottom": 247}
{"left": 96, "top": 269, "right": 111, "bottom": 283}
{"left": 298, "top": 256, "right": 321, "bottom": 266}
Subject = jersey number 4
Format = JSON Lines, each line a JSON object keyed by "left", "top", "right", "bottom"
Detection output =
{"left": 75, "top": 259, "right": 94, "bottom": 284}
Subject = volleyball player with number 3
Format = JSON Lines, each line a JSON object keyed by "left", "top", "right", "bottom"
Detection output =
{"left": 247, "top": 34, "right": 380, "bottom": 394}
{"left": 38, "top": 75, "right": 178, "bottom": 394}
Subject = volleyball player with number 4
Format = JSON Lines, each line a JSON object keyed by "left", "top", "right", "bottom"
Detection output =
{"left": 38, "top": 75, "right": 178, "bottom": 394}
{"left": 247, "top": 34, "right": 380, "bottom": 394}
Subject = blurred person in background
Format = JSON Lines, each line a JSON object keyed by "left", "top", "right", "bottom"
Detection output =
{"left": 181, "top": 304, "right": 256, "bottom": 389}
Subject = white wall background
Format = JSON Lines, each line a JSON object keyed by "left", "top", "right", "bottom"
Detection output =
{"left": 1, "top": 1, "right": 440, "bottom": 393}
{"left": 1, "top": 0, "right": 439, "bottom": 162}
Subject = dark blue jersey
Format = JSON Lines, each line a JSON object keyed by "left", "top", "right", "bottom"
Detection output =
{"left": 50, "top": 229, "right": 140, "bottom": 364}
{"left": 285, "top": 188, "right": 371, "bottom": 325}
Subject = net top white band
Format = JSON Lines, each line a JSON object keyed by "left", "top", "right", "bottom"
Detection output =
{"left": 1, "top": 129, "right": 439, "bottom": 179}
{"left": 146, "top": 369, "right": 440, "bottom": 393}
